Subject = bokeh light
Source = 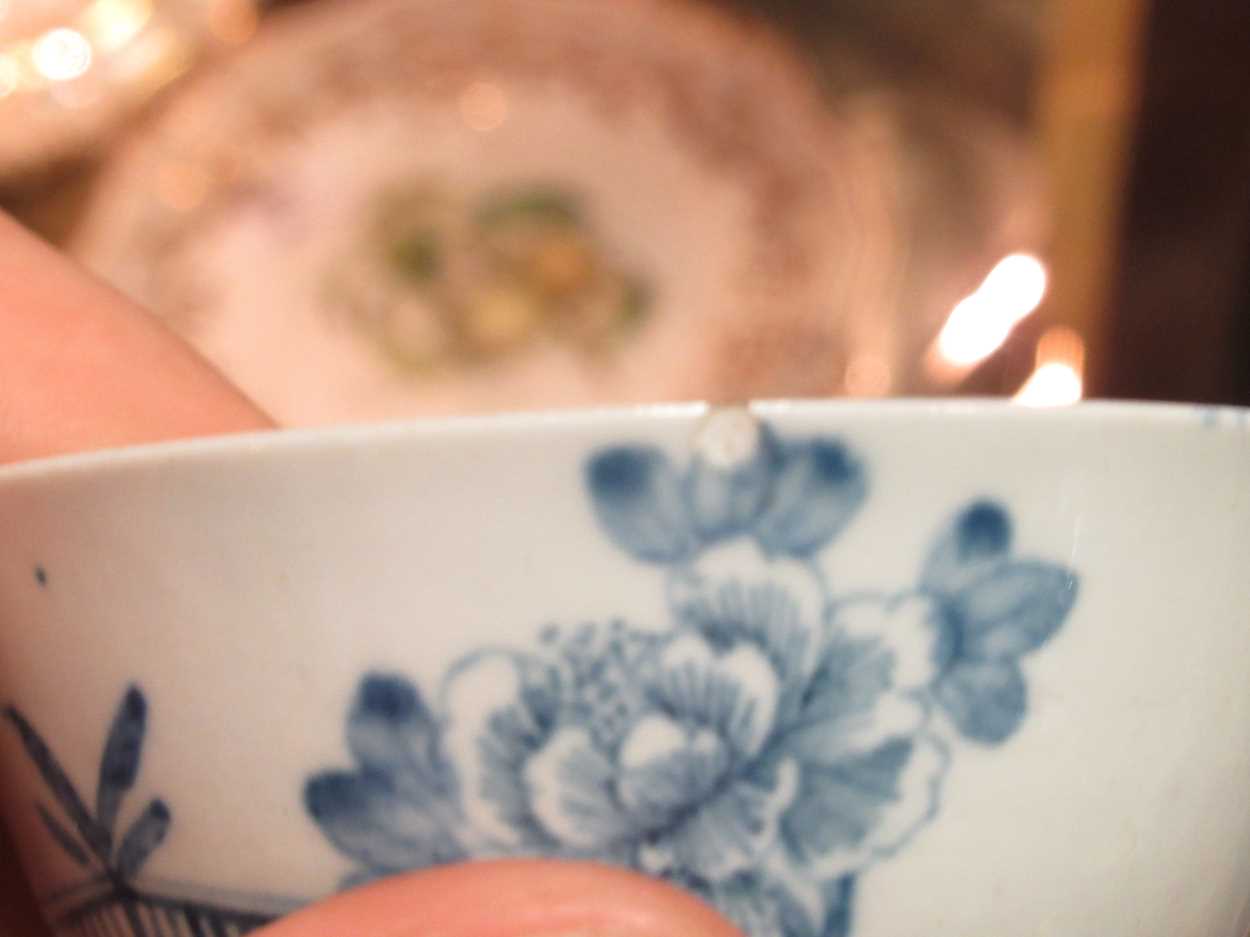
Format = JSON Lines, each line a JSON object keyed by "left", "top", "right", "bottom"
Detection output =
{"left": 935, "top": 253, "right": 1048, "bottom": 368}
{"left": 1014, "top": 326, "right": 1086, "bottom": 407}
{"left": 31, "top": 26, "right": 93, "bottom": 82}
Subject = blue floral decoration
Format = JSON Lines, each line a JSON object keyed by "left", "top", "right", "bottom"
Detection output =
{"left": 5, "top": 688, "right": 171, "bottom": 890}
{"left": 5, "top": 688, "right": 285, "bottom": 935}
{"left": 306, "top": 420, "right": 1079, "bottom": 937}
{"left": 919, "top": 502, "right": 1079, "bottom": 744}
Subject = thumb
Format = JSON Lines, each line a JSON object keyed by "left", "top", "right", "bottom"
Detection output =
{"left": 254, "top": 860, "right": 745, "bottom": 937}
{"left": 0, "top": 211, "right": 272, "bottom": 464}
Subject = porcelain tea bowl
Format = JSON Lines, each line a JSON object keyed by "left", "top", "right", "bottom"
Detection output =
{"left": 1, "top": 400, "right": 1247, "bottom": 937}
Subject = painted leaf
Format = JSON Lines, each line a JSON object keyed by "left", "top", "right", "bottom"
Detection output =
{"left": 4, "top": 706, "right": 110, "bottom": 861}
{"left": 115, "top": 799, "right": 170, "bottom": 881}
{"left": 97, "top": 686, "right": 148, "bottom": 842}
{"left": 586, "top": 447, "right": 695, "bottom": 563}
{"left": 782, "top": 634, "right": 894, "bottom": 764}
{"left": 348, "top": 674, "right": 454, "bottom": 800}
{"left": 305, "top": 771, "right": 464, "bottom": 873}
{"left": 754, "top": 441, "right": 866, "bottom": 557}
{"left": 921, "top": 500, "right": 1013, "bottom": 593}
{"left": 37, "top": 802, "right": 90, "bottom": 867}
{"left": 780, "top": 739, "right": 914, "bottom": 866}
{"left": 934, "top": 659, "right": 1027, "bottom": 744}
{"left": 954, "top": 561, "right": 1078, "bottom": 660}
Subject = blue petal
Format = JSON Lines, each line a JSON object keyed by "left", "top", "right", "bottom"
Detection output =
{"left": 779, "top": 733, "right": 946, "bottom": 877}
{"left": 921, "top": 500, "right": 1013, "bottom": 593}
{"left": 523, "top": 727, "right": 635, "bottom": 850}
{"left": 781, "top": 739, "right": 913, "bottom": 863}
{"left": 753, "top": 440, "right": 866, "bottom": 557}
{"left": 952, "top": 561, "right": 1078, "bottom": 661}
{"left": 647, "top": 634, "right": 781, "bottom": 759}
{"left": 667, "top": 542, "right": 825, "bottom": 713}
{"left": 348, "top": 674, "right": 456, "bottom": 800}
{"left": 640, "top": 760, "right": 798, "bottom": 882}
{"left": 616, "top": 717, "right": 731, "bottom": 825}
{"left": 781, "top": 633, "right": 894, "bottom": 764}
{"left": 934, "top": 659, "right": 1026, "bottom": 744}
{"left": 587, "top": 447, "right": 696, "bottom": 563}
{"left": 441, "top": 652, "right": 564, "bottom": 850}
{"left": 305, "top": 771, "right": 464, "bottom": 873}
{"left": 801, "top": 635, "right": 892, "bottom": 722}
{"left": 683, "top": 427, "right": 781, "bottom": 541}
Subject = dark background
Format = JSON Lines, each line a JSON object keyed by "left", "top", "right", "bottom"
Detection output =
{"left": 1099, "top": 0, "right": 1250, "bottom": 404}
{"left": 743, "top": 0, "right": 1250, "bottom": 405}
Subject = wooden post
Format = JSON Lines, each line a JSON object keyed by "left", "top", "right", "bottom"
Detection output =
{"left": 1034, "top": 0, "right": 1149, "bottom": 397}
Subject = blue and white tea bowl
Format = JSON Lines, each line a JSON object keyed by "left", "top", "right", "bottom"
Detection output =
{"left": 0, "top": 401, "right": 1247, "bottom": 937}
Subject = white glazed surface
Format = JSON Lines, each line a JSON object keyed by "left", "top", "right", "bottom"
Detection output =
{"left": 0, "top": 401, "right": 1247, "bottom": 937}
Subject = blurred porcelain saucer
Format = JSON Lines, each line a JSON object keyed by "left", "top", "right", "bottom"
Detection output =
{"left": 74, "top": 0, "right": 902, "bottom": 424}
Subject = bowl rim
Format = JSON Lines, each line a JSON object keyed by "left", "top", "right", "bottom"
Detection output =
{"left": 0, "top": 397, "right": 1244, "bottom": 486}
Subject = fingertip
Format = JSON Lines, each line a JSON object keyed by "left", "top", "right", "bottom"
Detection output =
{"left": 254, "top": 860, "right": 744, "bottom": 937}
{"left": 0, "top": 213, "right": 274, "bottom": 465}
